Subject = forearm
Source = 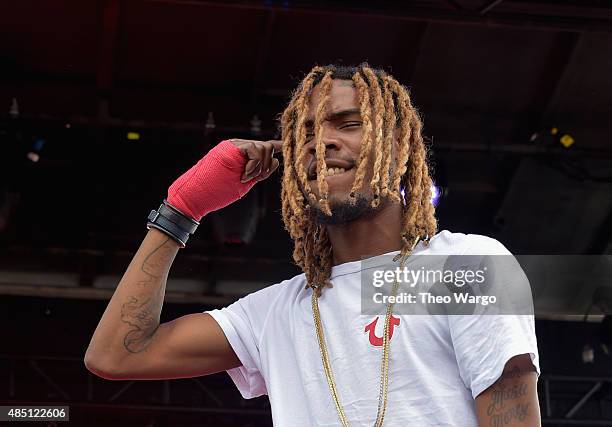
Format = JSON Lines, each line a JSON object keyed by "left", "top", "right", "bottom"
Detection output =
{"left": 85, "top": 228, "right": 180, "bottom": 367}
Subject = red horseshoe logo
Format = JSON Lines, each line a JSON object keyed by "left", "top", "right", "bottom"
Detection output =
{"left": 364, "top": 316, "right": 401, "bottom": 347}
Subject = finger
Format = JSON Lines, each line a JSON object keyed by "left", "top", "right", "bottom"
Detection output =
{"left": 232, "top": 138, "right": 283, "bottom": 157}
{"left": 260, "top": 142, "right": 274, "bottom": 174}
{"left": 241, "top": 143, "right": 261, "bottom": 181}
{"left": 242, "top": 159, "right": 260, "bottom": 182}
{"left": 270, "top": 157, "right": 280, "bottom": 173}
{"left": 232, "top": 139, "right": 268, "bottom": 150}
{"left": 249, "top": 144, "right": 266, "bottom": 178}
{"left": 244, "top": 156, "right": 260, "bottom": 177}
{"left": 257, "top": 158, "right": 280, "bottom": 182}
{"left": 244, "top": 145, "right": 268, "bottom": 181}
{"left": 231, "top": 138, "right": 260, "bottom": 149}
{"left": 269, "top": 140, "right": 283, "bottom": 154}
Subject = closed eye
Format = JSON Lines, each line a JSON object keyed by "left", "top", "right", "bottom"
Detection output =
{"left": 303, "top": 121, "right": 361, "bottom": 142}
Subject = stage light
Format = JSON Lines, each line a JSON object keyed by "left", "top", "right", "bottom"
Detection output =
{"left": 530, "top": 126, "right": 576, "bottom": 148}
{"left": 9, "top": 97, "right": 19, "bottom": 119}
{"left": 400, "top": 183, "right": 442, "bottom": 206}
{"left": 560, "top": 134, "right": 575, "bottom": 148}
{"left": 26, "top": 138, "right": 46, "bottom": 162}
{"left": 549, "top": 126, "right": 575, "bottom": 148}
{"left": 431, "top": 184, "right": 442, "bottom": 206}
{"left": 126, "top": 131, "right": 140, "bottom": 141}
{"left": 26, "top": 152, "right": 40, "bottom": 163}
{"left": 250, "top": 115, "right": 262, "bottom": 134}
{"left": 205, "top": 112, "right": 215, "bottom": 131}
{"left": 582, "top": 344, "right": 595, "bottom": 364}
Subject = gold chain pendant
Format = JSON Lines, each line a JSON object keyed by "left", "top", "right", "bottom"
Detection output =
{"left": 312, "top": 238, "right": 420, "bottom": 427}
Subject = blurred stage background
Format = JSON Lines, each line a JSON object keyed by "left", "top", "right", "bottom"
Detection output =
{"left": 1, "top": 0, "right": 612, "bottom": 426}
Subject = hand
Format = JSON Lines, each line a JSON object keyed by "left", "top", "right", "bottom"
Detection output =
{"left": 167, "top": 139, "right": 282, "bottom": 221}
{"left": 228, "top": 139, "right": 282, "bottom": 183}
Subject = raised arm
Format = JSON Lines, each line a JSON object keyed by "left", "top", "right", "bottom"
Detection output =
{"left": 84, "top": 139, "right": 282, "bottom": 380}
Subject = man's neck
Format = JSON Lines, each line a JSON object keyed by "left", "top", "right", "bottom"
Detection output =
{"left": 326, "top": 201, "right": 403, "bottom": 265}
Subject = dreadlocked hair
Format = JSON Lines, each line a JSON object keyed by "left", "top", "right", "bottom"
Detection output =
{"left": 280, "top": 63, "right": 437, "bottom": 296}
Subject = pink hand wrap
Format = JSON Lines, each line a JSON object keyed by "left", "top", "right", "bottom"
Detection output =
{"left": 167, "top": 140, "right": 257, "bottom": 221}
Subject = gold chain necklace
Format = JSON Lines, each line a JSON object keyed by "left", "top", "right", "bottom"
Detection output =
{"left": 312, "top": 237, "right": 421, "bottom": 427}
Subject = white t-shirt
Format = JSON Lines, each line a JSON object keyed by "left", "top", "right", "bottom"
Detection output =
{"left": 207, "top": 230, "right": 540, "bottom": 426}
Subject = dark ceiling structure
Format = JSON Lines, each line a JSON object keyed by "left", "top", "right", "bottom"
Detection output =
{"left": 1, "top": 0, "right": 612, "bottom": 425}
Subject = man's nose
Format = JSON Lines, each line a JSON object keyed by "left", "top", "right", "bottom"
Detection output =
{"left": 306, "top": 129, "right": 340, "bottom": 155}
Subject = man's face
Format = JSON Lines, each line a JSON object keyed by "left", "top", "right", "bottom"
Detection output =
{"left": 297, "top": 79, "right": 393, "bottom": 224}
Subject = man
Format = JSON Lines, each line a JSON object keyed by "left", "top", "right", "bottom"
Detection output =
{"left": 85, "top": 64, "right": 540, "bottom": 426}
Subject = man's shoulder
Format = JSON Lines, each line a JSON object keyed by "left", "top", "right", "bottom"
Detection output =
{"left": 427, "top": 230, "right": 511, "bottom": 255}
{"left": 240, "top": 272, "right": 309, "bottom": 308}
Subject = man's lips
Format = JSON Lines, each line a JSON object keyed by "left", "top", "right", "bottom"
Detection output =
{"left": 307, "top": 159, "right": 355, "bottom": 180}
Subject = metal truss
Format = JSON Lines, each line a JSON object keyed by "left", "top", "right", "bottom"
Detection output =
{"left": 0, "top": 355, "right": 272, "bottom": 427}
{"left": 540, "top": 375, "right": 612, "bottom": 426}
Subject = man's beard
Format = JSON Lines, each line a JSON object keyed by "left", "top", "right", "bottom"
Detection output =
{"left": 309, "top": 193, "right": 384, "bottom": 225}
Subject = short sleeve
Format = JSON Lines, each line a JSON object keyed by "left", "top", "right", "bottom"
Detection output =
{"left": 206, "top": 287, "right": 275, "bottom": 399}
{"left": 448, "top": 235, "right": 541, "bottom": 399}
{"left": 449, "top": 313, "right": 540, "bottom": 399}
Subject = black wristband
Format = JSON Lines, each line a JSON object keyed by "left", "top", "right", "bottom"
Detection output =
{"left": 146, "top": 200, "right": 200, "bottom": 248}
{"left": 160, "top": 200, "right": 200, "bottom": 233}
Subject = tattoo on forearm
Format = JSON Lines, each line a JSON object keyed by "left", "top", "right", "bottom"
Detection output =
{"left": 486, "top": 366, "right": 535, "bottom": 426}
{"left": 121, "top": 237, "right": 174, "bottom": 353}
